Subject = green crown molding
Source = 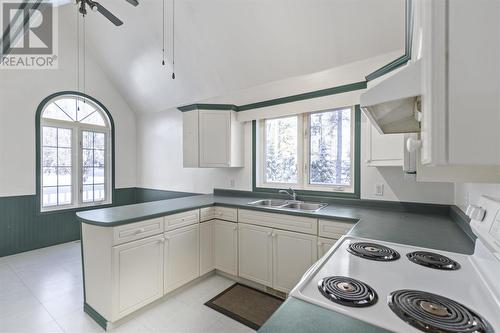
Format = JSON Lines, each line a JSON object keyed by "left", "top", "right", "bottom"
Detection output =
{"left": 178, "top": 104, "right": 239, "bottom": 112}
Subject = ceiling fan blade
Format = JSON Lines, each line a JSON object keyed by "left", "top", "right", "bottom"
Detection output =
{"left": 125, "top": 0, "right": 139, "bottom": 6}
{"left": 96, "top": 3, "right": 123, "bottom": 26}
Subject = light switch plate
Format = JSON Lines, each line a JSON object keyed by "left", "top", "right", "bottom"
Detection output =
{"left": 375, "top": 184, "right": 384, "bottom": 196}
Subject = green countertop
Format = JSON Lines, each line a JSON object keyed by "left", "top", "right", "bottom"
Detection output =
{"left": 76, "top": 192, "right": 474, "bottom": 333}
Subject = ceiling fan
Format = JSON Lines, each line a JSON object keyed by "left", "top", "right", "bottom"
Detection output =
{"left": 76, "top": 0, "right": 138, "bottom": 26}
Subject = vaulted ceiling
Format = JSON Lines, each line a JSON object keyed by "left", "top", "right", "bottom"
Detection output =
{"left": 59, "top": 0, "right": 405, "bottom": 113}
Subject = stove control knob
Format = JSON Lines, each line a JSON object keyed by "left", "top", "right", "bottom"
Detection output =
{"left": 466, "top": 205, "right": 486, "bottom": 221}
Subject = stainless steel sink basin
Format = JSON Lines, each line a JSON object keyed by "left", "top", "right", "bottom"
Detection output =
{"left": 247, "top": 199, "right": 288, "bottom": 208}
{"left": 246, "top": 199, "right": 327, "bottom": 212}
{"left": 282, "top": 202, "right": 328, "bottom": 212}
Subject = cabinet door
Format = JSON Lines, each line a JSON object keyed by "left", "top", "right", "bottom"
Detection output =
{"left": 183, "top": 110, "right": 199, "bottom": 167}
{"left": 238, "top": 223, "right": 273, "bottom": 286}
{"left": 164, "top": 224, "right": 200, "bottom": 293}
{"left": 199, "top": 110, "right": 231, "bottom": 167}
{"left": 317, "top": 237, "right": 337, "bottom": 259}
{"left": 112, "top": 234, "right": 164, "bottom": 320}
{"left": 200, "top": 220, "right": 215, "bottom": 275}
{"left": 213, "top": 219, "right": 238, "bottom": 276}
{"left": 272, "top": 230, "right": 317, "bottom": 293}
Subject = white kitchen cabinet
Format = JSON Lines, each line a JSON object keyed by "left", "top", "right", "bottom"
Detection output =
{"left": 200, "top": 220, "right": 215, "bottom": 275}
{"left": 238, "top": 223, "right": 273, "bottom": 287}
{"left": 112, "top": 234, "right": 164, "bottom": 320}
{"left": 318, "top": 237, "right": 337, "bottom": 259}
{"left": 366, "top": 125, "right": 404, "bottom": 167}
{"left": 182, "top": 109, "right": 243, "bottom": 168}
{"left": 272, "top": 229, "right": 317, "bottom": 293}
{"left": 213, "top": 219, "right": 238, "bottom": 275}
{"left": 164, "top": 224, "right": 200, "bottom": 293}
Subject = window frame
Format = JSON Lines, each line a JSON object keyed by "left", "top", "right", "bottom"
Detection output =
{"left": 36, "top": 92, "right": 115, "bottom": 214}
{"left": 253, "top": 105, "right": 361, "bottom": 199}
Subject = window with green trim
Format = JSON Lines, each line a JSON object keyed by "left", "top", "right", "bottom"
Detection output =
{"left": 40, "top": 95, "right": 112, "bottom": 211}
{"left": 256, "top": 106, "right": 356, "bottom": 194}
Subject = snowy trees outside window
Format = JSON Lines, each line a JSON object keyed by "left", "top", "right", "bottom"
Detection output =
{"left": 260, "top": 107, "right": 354, "bottom": 193}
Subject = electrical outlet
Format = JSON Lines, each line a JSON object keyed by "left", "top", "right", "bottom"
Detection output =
{"left": 375, "top": 184, "right": 384, "bottom": 196}
{"left": 230, "top": 179, "right": 235, "bottom": 188}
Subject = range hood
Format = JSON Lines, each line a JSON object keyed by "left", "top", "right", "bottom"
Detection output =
{"left": 360, "top": 60, "right": 422, "bottom": 134}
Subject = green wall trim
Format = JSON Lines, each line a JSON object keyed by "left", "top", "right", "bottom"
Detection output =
{"left": 251, "top": 105, "right": 361, "bottom": 200}
{"left": 84, "top": 303, "right": 107, "bottom": 330}
{"left": 365, "top": 0, "right": 414, "bottom": 81}
{"left": 178, "top": 81, "right": 367, "bottom": 113}
{"left": 178, "top": 104, "right": 239, "bottom": 112}
{"left": 35, "top": 91, "right": 117, "bottom": 214}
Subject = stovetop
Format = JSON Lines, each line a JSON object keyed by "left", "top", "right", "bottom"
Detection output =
{"left": 290, "top": 236, "right": 500, "bottom": 333}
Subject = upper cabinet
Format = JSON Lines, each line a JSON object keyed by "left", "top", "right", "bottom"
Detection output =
{"left": 182, "top": 108, "right": 244, "bottom": 168}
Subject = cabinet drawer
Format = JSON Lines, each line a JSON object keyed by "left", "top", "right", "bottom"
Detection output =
{"left": 318, "top": 219, "right": 354, "bottom": 239}
{"left": 214, "top": 206, "right": 237, "bottom": 222}
{"left": 164, "top": 210, "right": 200, "bottom": 231}
{"left": 113, "top": 218, "right": 164, "bottom": 246}
{"left": 238, "top": 209, "right": 317, "bottom": 235}
{"left": 200, "top": 207, "right": 216, "bottom": 222}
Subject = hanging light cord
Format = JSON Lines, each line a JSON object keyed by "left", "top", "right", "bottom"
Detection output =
{"left": 162, "top": 0, "right": 165, "bottom": 65}
{"left": 172, "top": 0, "right": 175, "bottom": 79}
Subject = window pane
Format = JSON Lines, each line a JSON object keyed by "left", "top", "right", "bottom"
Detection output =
{"left": 76, "top": 100, "right": 95, "bottom": 121}
{"left": 42, "top": 127, "right": 57, "bottom": 146}
{"left": 58, "top": 128, "right": 72, "bottom": 148}
{"left": 57, "top": 167, "right": 72, "bottom": 186}
{"left": 81, "top": 112, "right": 105, "bottom": 127}
{"left": 94, "top": 168, "right": 105, "bottom": 184}
{"left": 83, "top": 167, "right": 94, "bottom": 184}
{"left": 83, "top": 149, "right": 93, "bottom": 167}
{"left": 82, "top": 185, "right": 93, "bottom": 203}
{"left": 94, "top": 150, "right": 104, "bottom": 167}
{"left": 42, "top": 167, "right": 57, "bottom": 186}
{"left": 42, "top": 147, "right": 57, "bottom": 167}
{"left": 264, "top": 117, "right": 298, "bottom": 183}
{"left": 82, "top": 131, "right": 93, "bottom": 149}
{"left": 57, "top": 148, "right": 72, "bottom": 167}
{"left": 94, "top": 133, "right": 105, "bottom": 149}
{"left": 42, "top": 104, "right": 73, "bottom": 121}
{"left": 309, "top": 109, "right": 351, "bottom": 186}
{"left": 58, "top": 186, "right": 72, "bottom": 205}
{"left": 42, "top": 187, "right": 58, "bottom": 207}
{"left": 94, "top": 184, "right": 105, "bottom": 202}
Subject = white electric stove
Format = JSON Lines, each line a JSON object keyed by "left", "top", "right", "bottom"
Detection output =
{"left": 290, "top": 195, "right": 500, "bottom": 333}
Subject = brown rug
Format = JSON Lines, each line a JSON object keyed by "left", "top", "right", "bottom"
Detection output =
{"left": 205, "top": 283, "right": 284, "bottom": 330}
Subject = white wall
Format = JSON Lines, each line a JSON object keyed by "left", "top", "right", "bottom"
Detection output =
{"left": 455, "top": 183, "right": 500, "bottom": 211}
{"left": 0, "top": 8, "right": 137, "bottom": 196}
{"left": 137, "top": 109, "right": 252, "bottom": 194}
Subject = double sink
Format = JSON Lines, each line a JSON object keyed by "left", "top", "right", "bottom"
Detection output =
{"left": 246, "top": 199, "right": 328, "bottom": 212}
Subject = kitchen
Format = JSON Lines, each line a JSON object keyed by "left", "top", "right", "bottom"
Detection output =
{"left": 1, "top": 0, "right": 499, "bottom": 333}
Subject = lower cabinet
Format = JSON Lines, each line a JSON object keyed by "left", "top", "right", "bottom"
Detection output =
{"left": 164, "top": 224, "right": 200, "bottom": 293}
{"left": 318, "top": 237, "right": 337, "bottom": 259}
{"left": 200, "top": 220, "right": 215, "bottom": 275}
{"left": 213, "top": 219, "right": 238, "bottom": 276}
{"left": 112, "top": 234, "right": 164, "bottom": 320}
{"left": 272, "top": 229, "right": 318, "bottom": 293}
{"left": 238, "top": 223, "right": 273, "bottom": 286}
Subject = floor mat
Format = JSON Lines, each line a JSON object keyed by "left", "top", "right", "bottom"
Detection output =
{"left": 205, "top": 283, "right": 284, "bottom": 330}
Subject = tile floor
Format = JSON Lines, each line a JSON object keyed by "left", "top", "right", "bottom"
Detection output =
{"left": 0, "top": 241, "right": 255, "bottom": 333}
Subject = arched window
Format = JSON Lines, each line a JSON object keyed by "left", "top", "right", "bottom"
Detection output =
{"left": 38, "top": 93, "right": 113, "bottom": 211}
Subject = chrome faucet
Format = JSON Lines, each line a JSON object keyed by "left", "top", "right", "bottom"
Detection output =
{"left": 279, "top": 188, "right": 297, "bottom": 201}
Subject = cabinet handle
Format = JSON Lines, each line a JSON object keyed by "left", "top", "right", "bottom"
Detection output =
{"left": 233, "top": 226, "right": 238, "bottom": 231}
{"left": 317, "top": 241, "right": 322, "bottom": 246}
{"left": 158, "top": 238, "right": 165, "bottom": 243}
{"left": 267, "top": 232, "right": 273, "bottom": 237}
{"left": 136, "top": 228, "right": 145, "bottom": 234}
